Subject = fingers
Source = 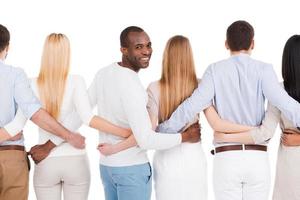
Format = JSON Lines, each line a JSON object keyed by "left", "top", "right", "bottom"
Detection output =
{"left": 281, "top": 133, "right": 291, "bottom": 146}
{"left": 283, "top": 129, "right": 299, "bottom": 135}
{"left": 97, "top": 143, "right": 108, "bottom": 149}
{"left": 281, "top": 135, "right": 287, "bottom": 145}
{"left": 29, "top": 145, "right": 40, "bottom": 155}
{"left": 7, "top": 132, "right": 23, "bottom": 141}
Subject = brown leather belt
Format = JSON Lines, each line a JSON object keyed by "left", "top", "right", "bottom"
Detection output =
{"left": 211, "top": 144, "right": 267, "bottom": 155}
{"left": 0, "top": 145, "right": 25, "bottom": 151}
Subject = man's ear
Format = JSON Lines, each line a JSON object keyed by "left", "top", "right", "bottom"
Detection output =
{"left": 250, "top": 40, "right": 254, "bottom": 50}
{"left": 225, "top": 40, "right": 230, "bottom": 50}
{"left": 120, "top": 47, "right": 128, "bottom": 55}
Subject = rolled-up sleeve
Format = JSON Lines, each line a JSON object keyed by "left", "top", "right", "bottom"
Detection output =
{"left": 262, "top": 65, "right": 300, "bottom": 127}
{"left": 3, "top": 108, "right": 27, "bottom": 136}
{"left": 13, "top": 69, "right": 41, "bottom": 119}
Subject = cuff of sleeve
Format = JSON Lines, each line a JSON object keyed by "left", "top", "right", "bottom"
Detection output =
{"left": 156, "top": 124, "right": 173, "bottom": 133}
{"left": 250, "top": 130, "right": 261, "bottom": 144}
{"left": 50, "top": 136, "right": 64, "bottom": 146}
{"left": 84, "top": 114, "right": 94, "bottom": 126}
{"left": 26, "top": 104, "right": 42, "bottom": 119}
{"left": 3, "top": 124, "right": 19, "bottom": 137}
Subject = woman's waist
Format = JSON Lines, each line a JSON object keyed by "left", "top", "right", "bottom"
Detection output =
{"left": 155, "top": 142, "right": 203, "bottom": 154}
{"left": 47, "top": 142, "right": 86, "bottom": 157}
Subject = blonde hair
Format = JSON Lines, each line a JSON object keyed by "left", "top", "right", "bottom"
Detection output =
{"left": 37, "top": 33, "right": 70, "bottom": 119}
{"left": 159, "top": 35, "right": 198, "bottom": 122}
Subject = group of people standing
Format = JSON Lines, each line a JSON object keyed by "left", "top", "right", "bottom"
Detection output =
{"left": 0, "top": 20, "right": 300, "bottom": 200}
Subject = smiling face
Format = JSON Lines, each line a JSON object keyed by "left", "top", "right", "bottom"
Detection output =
{"left": 121, "top": 31, "right": 152, "bottom": 72}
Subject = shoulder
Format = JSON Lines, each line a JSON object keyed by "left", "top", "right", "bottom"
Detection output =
{"left": 68, "top": 74, "right": 85, "bottom": 82}
{"left": 94, "top": 63, "right": 116, "bottom": 77}
{"left": 29, "top": 77, "right": 38, "bottom": 86}
{"left": 197, "top": 78, "right": 201, "bottom": 84}
{"left": 279, "top": 81, "right": 284, "bottom": 88}
{"left": 67, "top": 75, "right": 87, "bottom": 90}
{"left": 246, "top": 57, "right": 273, "bottom": 71}
{"left": 210, "top": 58, "right": 231, "bottom": 67}
{"left": 5, "top": 65, "right": 27, "bottom": 78}
{"left": 250, "top": 57, "right": 272, "bottom": 66}
{"left": 147, "top": 80, "right": 160, "bottom": 92}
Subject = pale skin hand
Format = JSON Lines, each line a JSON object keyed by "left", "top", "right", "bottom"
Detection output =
{"left": 281, "top": 129, "right": 300, "bottom": 146}
{"left": 98, "top": 135, "right": 136, "bottom": 156}
{"left": 0, "top": 128, "right": 23, "bottom": 142}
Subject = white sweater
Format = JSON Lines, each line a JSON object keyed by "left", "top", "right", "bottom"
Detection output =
{"left": 88, "top": 63, "right": 181, "bottom": 167}
{"left": 5, "top": 75, "right": 94, "bottom": 157}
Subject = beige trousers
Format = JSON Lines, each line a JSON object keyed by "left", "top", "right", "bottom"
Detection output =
{"left": 33, "top": 154, "right": 90, "bottom": 200}
{"left": 0, "top": 150, "right": 29, "bottom": 200}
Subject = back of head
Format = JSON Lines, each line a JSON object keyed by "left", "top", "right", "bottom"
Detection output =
{"left": 120, "top": 26, "right": 144, "bottom": 48}
{"left": 282, "top": 35, "right": 300, "bottom": 103}
{"left": 159, "top": 35, "right": 198, "bottom": 122}
{"left": 226, "top": 20, "right": 254, "bottom": 51}
{"left": 37, "top": 33, "right": 71, "bottom": 119}
{"left": 0, "top": 24, "right": 10, "bottom": 52}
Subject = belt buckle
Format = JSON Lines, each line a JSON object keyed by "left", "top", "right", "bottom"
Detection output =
{"left": 242, "top": 144, "right": 245, "bottom": 151}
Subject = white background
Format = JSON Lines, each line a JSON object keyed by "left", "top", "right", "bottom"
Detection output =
{"left": 1, "top": 0, "right": 300, "bottom": 199}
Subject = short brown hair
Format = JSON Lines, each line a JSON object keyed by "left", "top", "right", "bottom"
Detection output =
{"left": 226, "top": 20, "right": 254, "bottom": 51}
{"left": 0, "top": 24, "right": 10, "bottom": 52}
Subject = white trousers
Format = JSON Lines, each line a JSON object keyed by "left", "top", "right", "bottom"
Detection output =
{"left": 33, "top": 154, "right": 90, "bottom": 200}
{"left": 213, "top": 150, "right": 271, "bottom": 200}
{"left": 153, "top": 143, "right": 207, "bottom": 200}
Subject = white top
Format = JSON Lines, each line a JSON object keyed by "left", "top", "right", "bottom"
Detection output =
{"left": 4, "top": 75, "right": 94, "bottom": 157}
{"left": 88, "top": 63, "right": 182, "bottom": 167}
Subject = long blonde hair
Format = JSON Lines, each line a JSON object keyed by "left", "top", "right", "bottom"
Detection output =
{"left": 159, "top": 35, "right": 198, "bottom": 122}
{"left": 37, "top": 33, "right": 70, "bottom": 119}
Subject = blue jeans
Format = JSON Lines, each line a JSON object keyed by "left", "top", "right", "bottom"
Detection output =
{"left": 100, "top": 163, "right": 152, "bottom": 200}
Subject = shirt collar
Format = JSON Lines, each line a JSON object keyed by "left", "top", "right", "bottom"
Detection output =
{"left": 231, "top": 52, "right": 250, "bottom": 58}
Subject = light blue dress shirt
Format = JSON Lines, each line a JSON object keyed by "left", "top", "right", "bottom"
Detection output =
{"left": 157, "top": 54, "right": 300, "bottom": 145}
{"left": 0, "top": 60, "right": 41, "bottom": 146}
